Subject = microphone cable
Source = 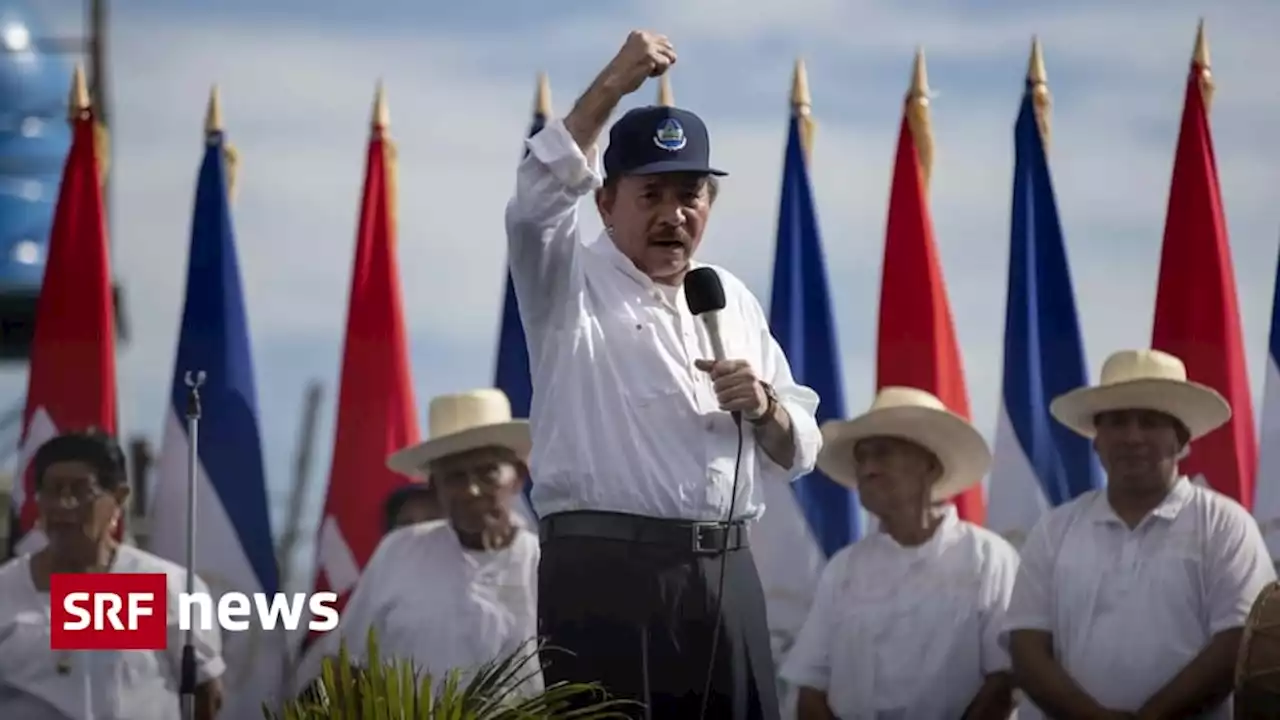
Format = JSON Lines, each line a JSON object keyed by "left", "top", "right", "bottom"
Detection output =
{"left": 697, "top": 409, "right": 745, "bottom": 720}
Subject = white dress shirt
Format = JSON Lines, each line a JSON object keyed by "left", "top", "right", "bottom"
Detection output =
{"left": 781, "top": 506, "right": 1019, "bottom": 719}
{"left": 0, "top": 545, "right": 225, "bottom": 720}
{"left": 1002, "top": 477, "right": 1276, "bottom": 719}
{"left": 505, "top": 118, "right": 822, "bottom": 522}
{"left": 332, "top": 520, "right": 543, "bottom": 697}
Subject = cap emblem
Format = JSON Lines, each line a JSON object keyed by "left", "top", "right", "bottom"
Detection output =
{"left": 653, "top": 118, "right": 686, "bottom": 152}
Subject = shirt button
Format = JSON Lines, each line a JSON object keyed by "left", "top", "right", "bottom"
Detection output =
{"left": 706, "top": 420, "right": 714, "bottom": 431}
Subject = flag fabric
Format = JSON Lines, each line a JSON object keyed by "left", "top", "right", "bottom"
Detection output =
{"left": 986, "top": 82, "right": 1101, "bottom": 545}
{"left": 876, "top": 113, "right": 986, "bottom": 525}
{"left": 147, "top": 110, "right": 285, "bottom": 717}
{"left": 767, "top": 114, "right": 858, "bottom": 556}
{"left": 494, "top": 91, "right": 547, "bottom": 524}
{"left": 1255, "top": 242, "right": 1280, "bottom": 556}
{"left": 1150, "top": 47, "right": 1256, "bottom": 507}
{"left": 10, "top": 90, "right": 117, "bottom": 556}
{"left": 308, "top": 93, "right": 419, "bottom": 640}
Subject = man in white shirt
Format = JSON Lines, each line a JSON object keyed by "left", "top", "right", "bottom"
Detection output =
{"left": 322, "top": 389, "right": 542, "bottom": 697}
{"left": 1004, "top": 349, "right": 1276, "bottom": 719}
{"left": 783, "top": 387, "right": 1019, "bottom": 720}
{"left": 505, "top": 30, "right": 822, "bottom": 720}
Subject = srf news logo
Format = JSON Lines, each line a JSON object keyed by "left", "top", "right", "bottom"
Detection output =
{"left": 50, "top": 573, "right": 340, "bottom": 651}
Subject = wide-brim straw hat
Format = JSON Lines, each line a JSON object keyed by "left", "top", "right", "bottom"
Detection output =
{"left": 1049, "top": 349, "right": 1231, "bottom": 440}
{"left": 816, "top": 386, "right": 991, "bottom": 501}
{"left": 386, "top": 388, "right": 530, "bottom": 478}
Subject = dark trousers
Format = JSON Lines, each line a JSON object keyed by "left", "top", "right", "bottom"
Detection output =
{"left": 537, "top": 522, "right": 780, "bottom": 720}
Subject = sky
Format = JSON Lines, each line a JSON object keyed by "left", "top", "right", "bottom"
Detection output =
{"left": 2, "top": 0, "right": 1279, "bottom": 587}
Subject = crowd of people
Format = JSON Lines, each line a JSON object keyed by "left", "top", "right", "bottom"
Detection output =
{"left": 1, "top": 29, "right": 1278, "bottom": 720}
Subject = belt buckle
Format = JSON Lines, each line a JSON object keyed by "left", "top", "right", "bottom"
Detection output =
{"left": 691, "top": 522, "right": 723, "bottom": 555}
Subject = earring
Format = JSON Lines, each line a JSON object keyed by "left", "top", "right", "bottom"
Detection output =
{"left": 606, "top": 225, "right": 615, "bottom": 237}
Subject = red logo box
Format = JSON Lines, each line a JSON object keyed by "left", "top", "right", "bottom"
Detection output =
{"left": 49, "top": 573, "right": 168, "bottom": 651}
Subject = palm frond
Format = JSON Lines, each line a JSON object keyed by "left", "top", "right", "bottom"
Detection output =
{"left": 269, "top": 628, "right": 639, "bottom": 719}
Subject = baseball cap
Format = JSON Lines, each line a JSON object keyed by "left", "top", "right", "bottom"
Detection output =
{"left": 603, "top": 105, "right": 728, "bottom": 180}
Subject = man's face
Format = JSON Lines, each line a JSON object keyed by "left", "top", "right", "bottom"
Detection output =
{"left": 37, "top": 460, "right": 126, "bottom": 552}
{"left": 428, "top": 446, "right": 523, "bottom": 537}
{"left": 851, "top": 436, "right": 940, "bottom": 518}
{"left": 1093, "top": 409, "right": 1184, "bottom": 493}
{"left": 596, "top": 172, "right": 713, "bottom": 284}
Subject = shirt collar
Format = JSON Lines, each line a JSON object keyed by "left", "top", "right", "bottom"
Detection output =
{"left": 1089, "top": 475, "right": 1195, "bottom": 526}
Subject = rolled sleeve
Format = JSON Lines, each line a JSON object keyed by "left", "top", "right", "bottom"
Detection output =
{"left": 768, "top": 388, "right": 821, "bottom": 481}
{"left": 1205, "top": 502, "right": 1276, "bottom": 635}
{"left": 523, "top": 119, "right": 602, "bottom": 196}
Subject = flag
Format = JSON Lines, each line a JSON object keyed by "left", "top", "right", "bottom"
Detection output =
{"left": 876, "top": 50, "right": 985, "bottom": 525}
{"left": 495, "top": 74, "right": 549, "bottom": 524}
{"left": 1255, "top": 241, "right": 1280, "bottom": 557}
{"left": 10, "top": 65, "right": 117, "bottom": 555}
{"left": 767, "top": 80, "right": 857, "bottom": 556}
{"left": 757, "top": 62, "right": 845, "bottom": 697}
{"left": 309, "top": 84, "right": 419, "bottom": 632}
{"left": 987, "top": 41, "right": 1102, "bottom": 545}
{"left": 1150, "top": 23, "right": 1256, "bottom": 507}
{"left": 147, "top": 87, "right": 284, "bottom": 717}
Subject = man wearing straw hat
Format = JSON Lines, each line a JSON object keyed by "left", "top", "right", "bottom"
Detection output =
{"left": 1004, "top": 349, "right": 1275, "bottom": 719}
{"left": 505, "top": 30, "right": 821, "bottom": 720}
{"left": 308, "top": 389, "right": 542, "bottom": 695}
{"left": 781, "top": 387, "right": 1019, "bottom": 720}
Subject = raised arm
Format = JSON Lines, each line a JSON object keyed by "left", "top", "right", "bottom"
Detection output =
{"left": 504, "top": 31, "right": 676, "bottom": 327}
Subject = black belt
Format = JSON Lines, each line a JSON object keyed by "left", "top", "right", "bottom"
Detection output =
{"left": 539, "top": 511, "right": 749, "bottom": 555}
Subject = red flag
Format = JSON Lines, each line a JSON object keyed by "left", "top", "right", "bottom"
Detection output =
{"left": 12, "top": 77, "right": 118, "bottom": 553}
{"left": 308, "top": 87, "right": 419, "bottom": 637}
{"left": 1151, "top": 29, "right": 1256, "bottom": 507}
{"left": 876, "top": 108, "right": 986, "bottom": 525}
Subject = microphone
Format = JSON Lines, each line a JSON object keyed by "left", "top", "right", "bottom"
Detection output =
{"left": 684, "top": 267, "right": 737, "bottom": 424}
{"left": 684, "top": 267, "right": 728, "bottom": 362}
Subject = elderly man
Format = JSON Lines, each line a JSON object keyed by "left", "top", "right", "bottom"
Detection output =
{"left": 782, "top": 387, "right": 1019, "bottom": 720}
{"left": 505, "top": 30, "right": 821, "bottom": 719}
{"left": 325, "top": 389, "right": 542, "bottom": 696}
{"left": 1005, "top": 349, "right": 1276, "bottom": 719}
{"left": 0, "top": 431, "right": 225, "bottom": 719}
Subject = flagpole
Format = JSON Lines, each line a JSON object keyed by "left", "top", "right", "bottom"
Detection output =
{"left": 180, "top": 370, "right": 205, "bottom": 720}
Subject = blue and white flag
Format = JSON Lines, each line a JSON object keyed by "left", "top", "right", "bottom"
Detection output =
{"left": 147, "top": 119, "right": 284, "bottom": 717}
{"left": 987, "top": 81, "right": 1101, "bottom": 545}
{"left": 1252, "top": 240, "right": 1280, "bottom": 558}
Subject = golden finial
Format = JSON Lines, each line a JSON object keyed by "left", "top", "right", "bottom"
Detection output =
{"left": 372, "top": 80, "right": 389, "bottom": 130}
{"left": 534, "top": 71, "right": 552, "bottom": 117}
{"left": 68, "top": 62, "right": 90, "bottom": 122}
{"left": 204, "top": 84, "right": 223, "bottom": 134}
{"left": 905, "top": 47, "right": 934, "bottom": 190}
{"left": 657, "top": 73, "right": 674, "bottom": 107}
{"left": 1192, "top": 19, "right": 1214, "bottom": 110}
{"left": 791, "top": 57, "right": 815, "bottom": 160}
{"left": 205, "top": 85, "right": 239, "bottom": 201}
{"left": 1027, "top": 36, "right": 1051, "bottom": 150}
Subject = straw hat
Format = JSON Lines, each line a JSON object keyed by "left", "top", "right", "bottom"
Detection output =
{"left": 386, "top": 389, "right": 530, "bottom": 477}
{"left": 815, "top": 386, "right": 991, "bottom": 501}
{"left": 1049, "top": 349, "right": 1231, "bottom": 440}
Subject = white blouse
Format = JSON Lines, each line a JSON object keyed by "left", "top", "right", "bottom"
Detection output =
{"left": 0, "top": 545, "right": 225, "bottom": 720}
{"left": 781, "top": 506, "right": 1019, "bottom": 719}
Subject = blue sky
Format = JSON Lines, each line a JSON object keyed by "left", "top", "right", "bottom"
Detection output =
{"left": 3, "top": 0, "right": 1279, "bottom": 586}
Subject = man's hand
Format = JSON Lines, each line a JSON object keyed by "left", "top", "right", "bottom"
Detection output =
{"left": 695, "top": 359, "right": 767, "bottom": 419}
{"left": 602, "top": 31, "right": 677, "bottom": 96}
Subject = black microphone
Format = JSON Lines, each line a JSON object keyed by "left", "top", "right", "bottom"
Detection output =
{"left": 684, "top": 267, "right": 737, "bottom": 424}
{"left": 684, "top": 266, "right": 729, "bottom": 363}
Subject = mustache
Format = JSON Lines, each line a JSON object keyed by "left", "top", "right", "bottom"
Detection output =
{"left": 649, "top": 228, "right": 693, "bottom": 244}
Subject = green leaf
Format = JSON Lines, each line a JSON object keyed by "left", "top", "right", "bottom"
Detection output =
{"left": 270, "top": 628, "right": 636, "bottom": 720}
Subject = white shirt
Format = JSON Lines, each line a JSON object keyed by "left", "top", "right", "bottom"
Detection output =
{"left": 781, "top": 506, "right": 1019, "bottom": 719}
{"left": 505, "top": 118, "right": 822, "bottom": 521}
{"left": 0, "top": 545, "right": 225, "bottom": 720}
{"left": 1002, "top": 477, "right": 1276, "bottom": 719}
{"left": 332, "top": 520, "right": 543, "bottom": 696}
